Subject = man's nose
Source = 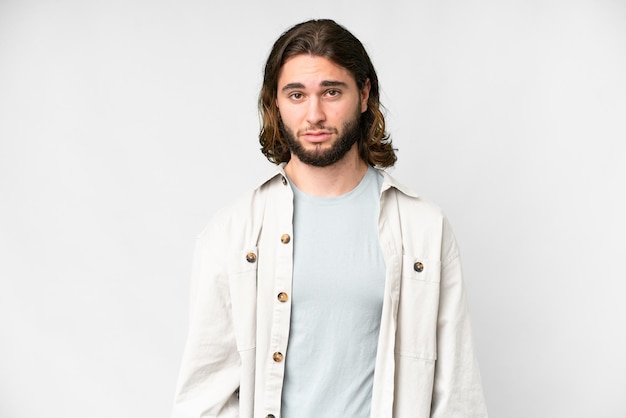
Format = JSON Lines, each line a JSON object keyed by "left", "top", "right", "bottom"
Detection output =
{"left": 305, "top": 97, "right": 326, "bottom": 125}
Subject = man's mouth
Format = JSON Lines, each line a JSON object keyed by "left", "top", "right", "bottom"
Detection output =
{"left": 300, "top": 129, "right": 336, "bottom": 142}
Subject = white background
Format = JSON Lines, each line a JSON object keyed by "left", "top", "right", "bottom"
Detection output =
{"left": 1, "top": 0, "right": 625, "bottom": 417}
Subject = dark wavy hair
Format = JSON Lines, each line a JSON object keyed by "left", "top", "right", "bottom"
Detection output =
{"left": 258, "top": 19, "right": 397, "bottom": 167}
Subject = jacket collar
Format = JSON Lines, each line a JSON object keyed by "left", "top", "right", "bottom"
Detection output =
{"left": 253, "top": 163, "right": 289, "bottom": 190}
{"left": 378, "top": 169, "right": 419, "bottom": 198}
{"left": 256, "top": 163, "right": 419, "bottom": 199}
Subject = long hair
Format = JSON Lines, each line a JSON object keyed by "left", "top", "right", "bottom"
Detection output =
{"left": 258, "top": 19, "right": 397, "bottom": 167}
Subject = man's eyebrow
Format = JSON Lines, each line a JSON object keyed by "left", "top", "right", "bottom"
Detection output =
{"left": 320, "top": 80, "right": 348, "bottom": 88}
{"left": 281, "top": 82, "right": 305, "bottom": 92}
{"left": 280, "top": 80, "right": 349, "bottom": 92}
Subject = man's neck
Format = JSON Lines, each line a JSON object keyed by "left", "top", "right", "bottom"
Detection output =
{"left": 284, "top": 146, "right": 369, "bottom": 197}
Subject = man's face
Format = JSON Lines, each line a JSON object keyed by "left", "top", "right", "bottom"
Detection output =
{"left": 276, "top": 54, "right": 370, "bottom": 167}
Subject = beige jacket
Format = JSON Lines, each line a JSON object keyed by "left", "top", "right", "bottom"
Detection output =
{"left": 173, "top": 166, "right": 487, "bottom": 418}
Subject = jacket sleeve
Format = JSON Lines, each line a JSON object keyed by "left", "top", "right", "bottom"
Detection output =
{"left": 430, "top": 217, "right": 488, "bottom": 417}
{"left": 172, "top": 218, "right": 240, "bottom": 418}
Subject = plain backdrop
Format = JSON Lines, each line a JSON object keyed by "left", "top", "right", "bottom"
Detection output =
{"left": 1, "top": 0, "right": 625, "bottom": 417}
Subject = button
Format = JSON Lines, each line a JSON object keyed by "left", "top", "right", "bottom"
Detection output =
{"left": 277, "top": 292, "right": 288, "bottom": 302}
{"left": 281, "top": 176, "right": 287, "bottom": 185}
{"left": 272, "top": 352, "right": 283, "bottom": 362}
{"left": 414, "top": 261, "right": 424, "bottom": 272}
{"left": 280, "top": 234, "right": 291, "bottom": 244}
{"left": 246, "top": 253, "right": 257, "bottom": 263}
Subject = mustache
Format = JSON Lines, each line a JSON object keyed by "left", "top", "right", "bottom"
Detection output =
{"left": 297, "top": 125, "right": 338, "bottom": 135}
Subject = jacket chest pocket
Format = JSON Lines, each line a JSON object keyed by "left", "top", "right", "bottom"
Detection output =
{"left": 395, "top": 254, "right": 441, "bottom": 360}
{"left": 227, "top": 247, "right": 258, "bottom": 352}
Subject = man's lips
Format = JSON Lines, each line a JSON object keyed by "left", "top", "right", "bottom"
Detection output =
{"left": 300, "top": 130, "right": 334, "bottom": 142}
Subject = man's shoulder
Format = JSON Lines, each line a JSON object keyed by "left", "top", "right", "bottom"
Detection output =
{"left": 380, "top": 171, "right": 460, "bottom": 260}
{"left": 380, "top": 169, "right": 445, "bottom": 220}
{"left": 197, "top": 169, "right": 284, "bottom": 240}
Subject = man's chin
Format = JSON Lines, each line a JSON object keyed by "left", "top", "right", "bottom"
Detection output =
{"left": 296, "top": 153, "right": 336, "bottom": 167}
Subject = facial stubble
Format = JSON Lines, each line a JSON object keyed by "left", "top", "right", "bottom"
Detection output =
{"left": 280, "top": 112, "right": 362, "bottom": 168}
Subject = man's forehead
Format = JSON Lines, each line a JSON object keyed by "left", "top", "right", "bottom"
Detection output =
{"left": 277, "top": 54, "right": 356, "bottom": 87}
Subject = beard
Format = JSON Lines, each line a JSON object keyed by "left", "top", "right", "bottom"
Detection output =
{"left": 280, "top": 113, "right": 361, "bottom": 167}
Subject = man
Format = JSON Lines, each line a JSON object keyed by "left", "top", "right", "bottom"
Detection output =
{"left": 173, "top": 19, "right": 487, "bottom": 418}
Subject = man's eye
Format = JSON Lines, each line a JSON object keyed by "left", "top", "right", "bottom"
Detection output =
{"left": 326, "top": 89, "right": 340, "bottom": 97}
{"left": 290, "top": 92, "right": 304, "bottom": 100}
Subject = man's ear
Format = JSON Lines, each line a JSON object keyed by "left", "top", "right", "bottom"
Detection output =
{"left": 360, "top": 78, "right": 371, "bottom": 113}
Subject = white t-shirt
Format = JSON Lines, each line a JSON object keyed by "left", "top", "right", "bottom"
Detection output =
{"left": 281, "top": 167, "right": 386, "bottom": 418}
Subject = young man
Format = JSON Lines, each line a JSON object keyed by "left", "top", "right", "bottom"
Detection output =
{"left": 173, "top": 19, "right": 487, "bottom": 418}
